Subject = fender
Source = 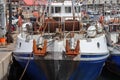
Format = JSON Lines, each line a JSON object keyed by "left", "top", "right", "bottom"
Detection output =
{"left": 18, "top": 16, "right": 22, "bottom": 27}
{"left": 99, "top": 16, "right": 104, "bottom": 24}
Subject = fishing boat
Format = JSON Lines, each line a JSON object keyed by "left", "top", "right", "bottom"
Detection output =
{"left": 104, "top": 9, "right": 120, "bottom": 75}
{"left": 12, "top": 0, "right": 109, "bottom": 80}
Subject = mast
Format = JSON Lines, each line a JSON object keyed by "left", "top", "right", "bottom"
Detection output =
{"left": 72, "top": 0, "right": 75, "bottom": 20}
{"left": 72, "top": 0, "right": 76, "bottom": 32}
{"left": 47, "top": 0, "right": 51, "bottom": 34}
{"left": 8, "top": 0, "right": 12, "bottom": 33}
{"left": 48, "top": 0, "right": 51, "bottom": 18}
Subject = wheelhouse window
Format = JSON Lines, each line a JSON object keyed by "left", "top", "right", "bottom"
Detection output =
{"left": 47, "top": 6, "right": 54, "bottom": 13}
{"left": 51, "top": 6, "right": 54, "bottom": 13}
{"left": 55, "top": 7, "right": 61, "bottom": 13}
{"left": 65, "top": 7, "right": 71, "bottom": 13}
{"left": 47, "top": 7, "right": 49, "bottom": 12}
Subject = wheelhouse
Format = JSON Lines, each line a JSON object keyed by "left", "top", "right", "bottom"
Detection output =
{"left": 46, "top": 1, "right": 82, "bottom": 21}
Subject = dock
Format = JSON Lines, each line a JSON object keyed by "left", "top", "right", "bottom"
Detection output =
{"left": 0, "top": 32, "right": 17, "bottom": 80}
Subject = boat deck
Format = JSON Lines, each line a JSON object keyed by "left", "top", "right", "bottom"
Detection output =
{"left": 0, "top": 32, "right": 17, "bottom": 80}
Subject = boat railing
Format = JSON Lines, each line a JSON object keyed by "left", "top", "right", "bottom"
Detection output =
{"left": 108, "top": 23, "right": 120, "bottom": 32}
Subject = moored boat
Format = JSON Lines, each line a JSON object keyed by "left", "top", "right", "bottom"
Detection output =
{"left": 103, "top": 7, "right": 120, "bottom": 75}
{"left": 12, "top": 0, "right": 109, "bottom": 80}
{"left": 105, "top": 23, "right": 120, "bottom": 75}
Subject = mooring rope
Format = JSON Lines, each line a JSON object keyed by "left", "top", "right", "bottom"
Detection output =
{"left": 19, "top": 53, "right": 32, "bottom": 80}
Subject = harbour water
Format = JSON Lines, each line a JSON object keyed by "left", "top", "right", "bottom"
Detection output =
{"left": 98, "top": 66, "right": 120, "bottom": 80}
{"left": 8, "top": 59, "right": 120, "bottom": 80}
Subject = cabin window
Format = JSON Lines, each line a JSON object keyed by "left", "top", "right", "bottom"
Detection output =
{"left": 47, "top": 7, "right": 49, "bottom": 12}
{"left": 97, "top": 42, "right": 100, "bottom": 48}
{"left": 51, "top": 6, "right": 54, "bottom": 13}
{"left": 47, "top": 6, "right": 54, "bottom": 13}
{"left": 55, "top": 7, "right": 61, "bottom": 13}
{"left": 65, "top": 7, "right": 71, "bottom": 13}
{"left": 109, "top": 24, "right": 120, "bottom": 32}
{"left": 19, "top": 42, "right": 21, "bottom": 48}
{"left": 74, "top": 7, "right": 78, "bottom": 13}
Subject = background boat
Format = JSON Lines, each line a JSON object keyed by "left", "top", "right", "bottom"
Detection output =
{"left": 102, "top": 3, "right": 120, "bottom": 75}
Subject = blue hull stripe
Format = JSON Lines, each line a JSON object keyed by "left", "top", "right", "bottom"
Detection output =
{"left": 13, "top": 52, "right": 109, "bottom": 61}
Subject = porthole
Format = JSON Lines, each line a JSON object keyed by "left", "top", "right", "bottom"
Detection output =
{"left": 97, "top": 42, "right": 100, "bottom": 48}
{"left": 19, "top": 42, "right": 21, "bottom": 48}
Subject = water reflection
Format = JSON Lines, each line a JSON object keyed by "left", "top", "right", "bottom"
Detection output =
{"left": 98, "top": 66, "right": 120, "bottom": 80}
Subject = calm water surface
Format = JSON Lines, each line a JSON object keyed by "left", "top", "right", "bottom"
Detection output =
{"left": 8, "top": 60, "right": 120, "bottom": 80}
{"left": 98, "top": 66, "right": 120, "bottom": 80}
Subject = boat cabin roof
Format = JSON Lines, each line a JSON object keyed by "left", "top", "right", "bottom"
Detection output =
{"left": 48, "top": 1, "right": 82, "bottom": 6}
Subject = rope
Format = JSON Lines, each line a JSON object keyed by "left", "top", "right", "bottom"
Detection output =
{"left": 19, "top": 53, "right": 32, "bottom": 80}
{"left": 112, "top": 44, "right": 120, "bottom": 51}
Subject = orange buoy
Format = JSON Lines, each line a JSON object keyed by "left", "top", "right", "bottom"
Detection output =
{"left": 0, "top": 38, "right": 6, "bottom": 47}
{"left": 0, "top": 38, "right": 6, "bottom": 43}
